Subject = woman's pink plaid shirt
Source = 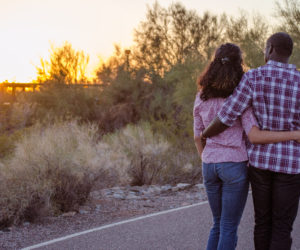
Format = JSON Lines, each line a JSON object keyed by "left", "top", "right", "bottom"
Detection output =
{"left": 193, "top": 93, "right": 257, "bottom": 164}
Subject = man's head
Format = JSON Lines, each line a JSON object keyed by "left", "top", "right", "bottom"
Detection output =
{"left": 264, "top": 32, "right": 293, "bottom": 63}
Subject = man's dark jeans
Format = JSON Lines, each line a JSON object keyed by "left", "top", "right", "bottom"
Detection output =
{"left": 249, "top": 165, "right": 300, "bottom": 250}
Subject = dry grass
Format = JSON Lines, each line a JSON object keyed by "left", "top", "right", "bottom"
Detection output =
{"left": 102, "top": 122, "right": 171, "bottom": 186}
{"left": 0, "top": 121, "right": 109, "bottom": 227}
{"left": 0, "top": 121, "right": 201, "bottom": 228}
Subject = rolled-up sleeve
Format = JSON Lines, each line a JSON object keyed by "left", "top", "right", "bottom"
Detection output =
{"left": 218, "top": 73, "right": 253, "bottom": 126}
{"left": 241, "top": 107, "right": 259, "bottom": 135}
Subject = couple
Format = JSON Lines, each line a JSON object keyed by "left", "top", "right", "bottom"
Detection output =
{"left": 193, "top": 32, "right": 300, "bottom": 250}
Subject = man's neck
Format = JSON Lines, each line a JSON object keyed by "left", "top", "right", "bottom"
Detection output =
{"left": 268, "top": 56, "right": 289, "bottom": 64}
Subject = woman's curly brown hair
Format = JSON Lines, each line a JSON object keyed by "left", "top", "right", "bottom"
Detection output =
{"left": 198, "top": 43, "right": 244, "bottom": 101}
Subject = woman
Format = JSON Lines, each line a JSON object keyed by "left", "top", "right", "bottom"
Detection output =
{"left": 193, "top": 43, "right": 300, "bottom": 250}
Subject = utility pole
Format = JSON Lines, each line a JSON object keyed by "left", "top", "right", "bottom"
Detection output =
{"left": 125, "top": 49, "right": 131, "bottom": 71}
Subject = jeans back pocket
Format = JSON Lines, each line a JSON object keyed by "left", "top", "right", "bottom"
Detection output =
{"left": 219, "top": 161, "right": 248, "bottom": 183}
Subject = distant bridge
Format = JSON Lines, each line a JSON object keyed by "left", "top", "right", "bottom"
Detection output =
{"left": 0, "top": 83, "right": 102, "bottom": 97}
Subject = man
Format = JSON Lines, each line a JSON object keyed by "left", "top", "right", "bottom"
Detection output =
{"left": 201, "top": 32, "right": 300, "bottom": 250}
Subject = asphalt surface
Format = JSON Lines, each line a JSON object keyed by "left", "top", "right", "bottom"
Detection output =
{"left": 24, "top": 194, "right": 300, "bottom": 250}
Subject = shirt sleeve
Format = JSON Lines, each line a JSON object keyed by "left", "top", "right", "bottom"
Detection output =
{"left": 241, "top": 107, "right": 259, "bottom": 135}
{"left": 193, "top": 96, "right": 205, "bottom": 137}
{"left": 217, "top": 73, "right": 253, "bottom": 127}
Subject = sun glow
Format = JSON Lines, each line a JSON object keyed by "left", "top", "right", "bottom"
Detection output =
{"left": 0, "top": 0, "right": 274, "bottom": 83}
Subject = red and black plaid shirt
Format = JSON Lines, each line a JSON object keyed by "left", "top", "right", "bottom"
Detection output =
{"left": 218, "top": 60, "right": 300, "bottom": 174}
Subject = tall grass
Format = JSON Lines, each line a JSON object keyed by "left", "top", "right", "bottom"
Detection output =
{"left": 102, "top": 123, "right": 170, "bottom": 186}
{"left": 102, "top": 122, "right": 201, "bottom": 186}
{"left": 0, "top": 120, "right": 201, "bottom": 227}
{"left": 0, "top": 121, "right": 109, "bottom": 227}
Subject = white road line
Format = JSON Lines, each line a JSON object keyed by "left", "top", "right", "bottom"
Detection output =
{"left": 22, "top": 201, "right": 209, "bottom": 250}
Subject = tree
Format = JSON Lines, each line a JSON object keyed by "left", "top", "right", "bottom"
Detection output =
{"left": 276, "top": 0, "right": 300, "bottom": 38}
{"left": 96, "top": 68, "right": 154, "bottom": 132}
{"left": 36, "top": 42, "right": 90, "bottom": 84}
{"left": 223, "top": 12, "right": 269, "bottom": 68}
{"left": 275, "top": 0, "right": 300, "bottom": 65}
{"left": 132, "top": 2, "right": 223, "bottom": 76}
{"left": 95, "top": 45, "right": 129, "bottom": 85}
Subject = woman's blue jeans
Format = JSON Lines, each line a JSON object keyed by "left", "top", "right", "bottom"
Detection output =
{"left": 202, "top": 161, "right": 249, "bottom": 250}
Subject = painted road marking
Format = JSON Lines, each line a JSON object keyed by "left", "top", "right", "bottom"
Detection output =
{"left": 22, "top": 201, "right": 209, "bottom": 250}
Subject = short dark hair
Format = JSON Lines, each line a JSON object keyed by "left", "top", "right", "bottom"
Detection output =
{"left": 268, "top": 32, "right": 293, "bottom": 57}
{"left": 198, "top": 43, "right": 244, "bottom": 101}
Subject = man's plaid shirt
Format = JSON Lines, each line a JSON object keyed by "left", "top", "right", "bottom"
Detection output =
{"left": 218, "top": 60, "right": 300, "bottom": 174}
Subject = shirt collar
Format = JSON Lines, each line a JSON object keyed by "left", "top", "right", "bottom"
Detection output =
{"left": 267, "top": 60, "right": 296, "bottom": 70}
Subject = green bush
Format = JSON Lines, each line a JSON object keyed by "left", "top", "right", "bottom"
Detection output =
{"left": 19, "top": 85, "right": 103, "bottom": 123}
{"left": 0, "top": 130, "right": 24, "bottom": 159}
{"left": 97, "top": 68, "right": 153, "bottom": 133}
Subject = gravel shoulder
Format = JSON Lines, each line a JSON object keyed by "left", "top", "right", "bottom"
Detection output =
{"left": 0, "top": 184, "right": 207, "bottom": 250}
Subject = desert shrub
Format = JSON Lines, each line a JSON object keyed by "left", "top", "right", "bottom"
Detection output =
{"left": 0, "top": 121, "right": 110, "bottom": 227}
{"left": 8, "top": 101, "right": 36, "bottom": 130}
{"left": 0, "top": 100, "right": 36, "bottom": 133}
{"left": 142, "top": 55, "right": 203, "bottom": 147}
{"left": 101, "top": 122, "right": 202, "bottom": 186}
{"left": 0, "top": 134, "right": 15, "bottom": 159}
{"left": 94, "top": 142, "right": 131, "bottom": 186}
{"left": 165, "top": 55, "right": 204, "bottom": 141}
{"left": 0, "top": 103, "right": 12, "bottom": 132}
{"left": 20, "top": 85, "right": 103, "bottom": 123}
{"left": 97, "top": 68, "right": 153, "bottom": 133}
{"left": 162, "top": 140, "right": 202, "bottom": 185}
{"left": 0, "top": 130, "right": 24, "bottom": 159}
{"left": 100, "top": 119, "right": 202, "bottom": 186}
{"left": 102, "top": 122, "right": 170, "bottom": 186}
{"left": 0, "top": 90, "right": 13, "bottom": 101}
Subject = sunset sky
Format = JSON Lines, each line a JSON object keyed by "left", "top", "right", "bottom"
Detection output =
{"left": 0, "top": 0, "right": 277, "bottom": 82}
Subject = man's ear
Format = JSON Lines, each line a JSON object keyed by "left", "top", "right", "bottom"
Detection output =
{"left": 269, "top": 44, "right": 274, "bottom": 55}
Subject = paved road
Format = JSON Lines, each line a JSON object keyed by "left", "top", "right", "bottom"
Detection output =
{"left": 24, "top": 194, "right": 300, "bottom": 250}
